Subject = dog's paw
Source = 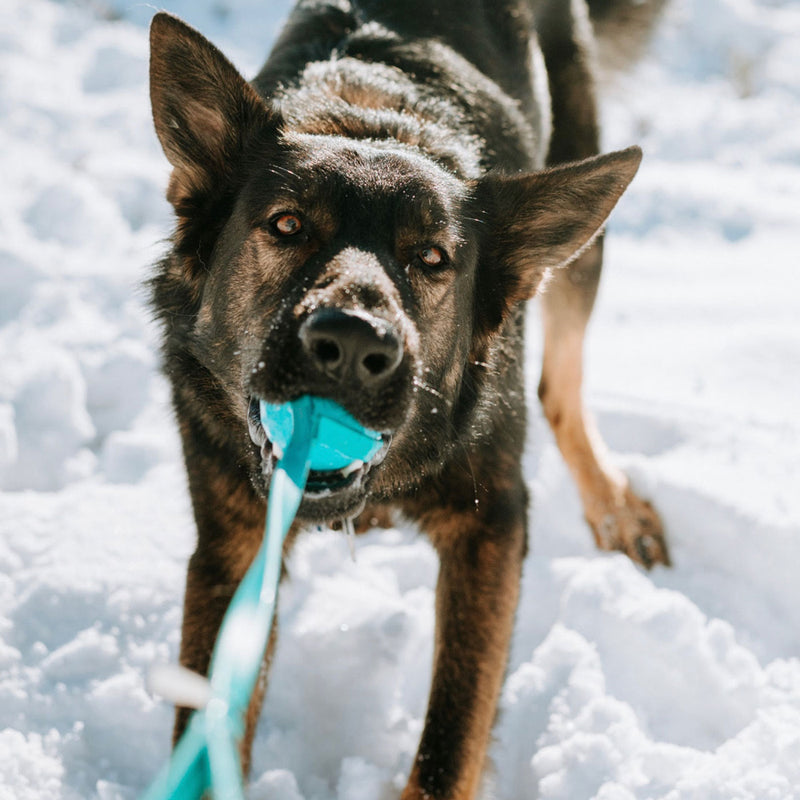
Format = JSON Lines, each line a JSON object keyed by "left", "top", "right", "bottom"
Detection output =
{"left": 587, "top": 485, "right": 670, "bottom": 569}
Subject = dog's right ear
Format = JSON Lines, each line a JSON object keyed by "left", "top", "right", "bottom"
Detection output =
{"left": 149, "top": 13, "right": 276, "bottom": 210}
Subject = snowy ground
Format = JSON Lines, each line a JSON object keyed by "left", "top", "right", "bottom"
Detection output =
{"left": 1, "top": 0, "right": 799, "bottom": 798}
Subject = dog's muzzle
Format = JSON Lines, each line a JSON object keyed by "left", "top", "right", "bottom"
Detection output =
{"left": 246, "top": 307, "right": 407, "bottom": 517}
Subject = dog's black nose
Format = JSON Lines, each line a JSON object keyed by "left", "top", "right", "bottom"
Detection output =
{"left": 300, "top": 308, "right": 403, "bottom": 388}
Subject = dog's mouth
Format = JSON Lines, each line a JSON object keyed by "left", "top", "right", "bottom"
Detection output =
{"left": 247, "top": 397, "right": 391, "bottom": 513}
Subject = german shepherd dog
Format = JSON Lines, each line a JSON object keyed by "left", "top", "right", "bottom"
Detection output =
{"left": 149, "top": 0, "right": 669, "bottom": 796}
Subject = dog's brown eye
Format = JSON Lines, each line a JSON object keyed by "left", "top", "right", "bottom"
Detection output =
{"left": 271, "top": 213, "right": 303, "bottom": 236}
{"left": 418, "top": 246, "right": 447, "bottom": 269}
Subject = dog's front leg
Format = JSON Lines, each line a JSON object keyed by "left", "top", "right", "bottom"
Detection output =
{"left": 402, "top": 477, "right": 527, "bottom": 800}
{"left": 175, "top": 545, "right": 278, "bottom": 775}
{"left": 174, "top": 424, "right": 284, "bottom": 776}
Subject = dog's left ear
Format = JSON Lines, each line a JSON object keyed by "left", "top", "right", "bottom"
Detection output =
{"left": 149, "top": 12, "right": 276, "bottom": 210}
{"left": 472, "top": 146, "right": 642, "bottom": 334}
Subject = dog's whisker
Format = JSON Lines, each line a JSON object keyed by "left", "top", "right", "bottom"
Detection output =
{"left": 265, "top": 164, "right": 300, "bottom": 181}
{"left": 412, "top": 377, "right": 447, "bottom": 401}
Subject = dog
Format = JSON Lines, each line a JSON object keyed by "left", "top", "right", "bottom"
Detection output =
{"left": 148, "top": 1, "right": 669, "bottom": 796}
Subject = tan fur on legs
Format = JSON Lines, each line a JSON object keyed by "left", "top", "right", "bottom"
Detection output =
{"left": 399, "top": 477, "right": 527, "bottom": 800}
{"left": 539, "top": 246, "right": 670, "bottom": 568}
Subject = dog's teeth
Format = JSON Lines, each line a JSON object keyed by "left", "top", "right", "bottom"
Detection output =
{"left": 247, "top": 397, "right": 267, "bottom": 446}
{"left": 342, "top": 459, "right": 364, "bottom": 477}
{"left": 248, "top": 417, "right": 266, "bottom": 446}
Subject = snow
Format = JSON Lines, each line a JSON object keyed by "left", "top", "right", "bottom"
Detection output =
{"left": 0, "top": 0, "right": 798, "bottom": 798}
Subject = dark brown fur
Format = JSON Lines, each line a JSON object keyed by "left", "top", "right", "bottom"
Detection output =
{"left": 149, "top": 1, "right": 669, "bottom": 797}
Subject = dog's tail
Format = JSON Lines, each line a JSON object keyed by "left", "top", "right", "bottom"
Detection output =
{"left": 586, "top": 0, "right": 668, "bottom": 75}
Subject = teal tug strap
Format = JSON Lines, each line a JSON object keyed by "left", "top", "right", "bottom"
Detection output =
{"left": 142, "top": 396, "right": 382, "bottom": 800}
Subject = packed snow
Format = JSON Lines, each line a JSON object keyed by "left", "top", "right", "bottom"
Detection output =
{"left": 1, "top": 0, "right": 798, "bottom": 798}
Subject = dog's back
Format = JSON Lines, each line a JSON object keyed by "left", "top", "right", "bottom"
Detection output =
{"left": 255, "top": 1, "right": 549, "bottom": 175}
{"left": 255, "top": 0, "right": 666, "bottom": 163}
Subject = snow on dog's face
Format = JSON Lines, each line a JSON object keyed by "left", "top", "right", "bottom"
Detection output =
{"left": 149, "top": 13, "right": 641, "bottom": 521}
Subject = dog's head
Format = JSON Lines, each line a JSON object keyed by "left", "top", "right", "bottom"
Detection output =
{"left": 149, "top": 13, "right": 641, "bottom": 521}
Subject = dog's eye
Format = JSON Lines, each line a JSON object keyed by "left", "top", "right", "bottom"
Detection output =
{"left": 270, "top": 213, "right": 303, "bottom": 237}
{"left": 418, "top": 246, "right": 448, "bottom": 269}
